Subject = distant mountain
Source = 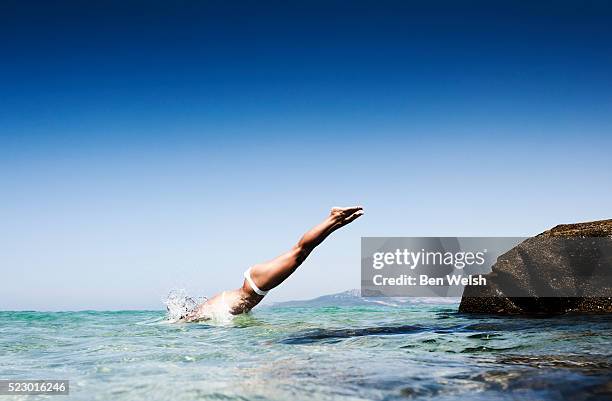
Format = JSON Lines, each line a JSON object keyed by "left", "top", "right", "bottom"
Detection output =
{"left": 268, "top": 289, "right": 459, "bottom": 308}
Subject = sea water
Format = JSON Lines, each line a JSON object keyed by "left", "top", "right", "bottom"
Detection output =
{"left": 1, "top": 302, "right": 611, "bottom": 400}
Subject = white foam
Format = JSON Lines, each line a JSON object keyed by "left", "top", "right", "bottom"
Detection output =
{"left": 163, "top": 289, "right": 206, "bottom": 322}
{"left": 163, "top": 289, "right": 238, "bottom": 324}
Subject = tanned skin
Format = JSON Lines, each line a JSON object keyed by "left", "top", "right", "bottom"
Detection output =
{"left": 185, "top": 206, "right": 363, "bottom": 321}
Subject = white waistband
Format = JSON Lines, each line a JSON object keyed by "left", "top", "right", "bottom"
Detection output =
{"left": 244, "top": 267, "right": 269, "bottom": 296}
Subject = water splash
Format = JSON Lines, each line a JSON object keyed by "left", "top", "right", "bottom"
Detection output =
{"left": 163, "top": 289, "right": 206, "bottom": 321}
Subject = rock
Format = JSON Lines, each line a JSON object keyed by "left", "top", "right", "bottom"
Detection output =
{"left": 459, "top": 219, "right": 612, "bottom": 315}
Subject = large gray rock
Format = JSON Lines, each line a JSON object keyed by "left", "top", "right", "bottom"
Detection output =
{"left": 459, "top": 219, "right": 612, "bottom": 315}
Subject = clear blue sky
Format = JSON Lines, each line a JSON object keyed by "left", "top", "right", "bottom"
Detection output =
{"left": 1, "top": 0, "right": 611, "bottom": 310}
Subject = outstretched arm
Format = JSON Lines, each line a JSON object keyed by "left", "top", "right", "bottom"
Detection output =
{"left": 248, "top": 206, "right": 364, "bottom": 293}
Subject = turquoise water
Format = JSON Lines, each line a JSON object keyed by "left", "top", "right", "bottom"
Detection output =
{"left": 1, "top": 304, "right": 611, "bottom": 400}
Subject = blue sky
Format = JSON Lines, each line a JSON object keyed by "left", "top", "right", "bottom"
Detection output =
{"left": 1, "top": 0, "right": 611, "bottom": 310}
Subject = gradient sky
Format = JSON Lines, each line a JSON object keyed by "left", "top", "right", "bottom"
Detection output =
{"left": 1, "top": 0, "right": 611, "bottom": 310}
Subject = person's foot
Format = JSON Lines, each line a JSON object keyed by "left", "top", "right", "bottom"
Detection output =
{"left": 330, "top": 206, "right": 364, "bottom": 226}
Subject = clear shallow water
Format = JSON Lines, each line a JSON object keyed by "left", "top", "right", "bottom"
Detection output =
{"left": 1, "top": 304, "right": 611, "bottom": 401}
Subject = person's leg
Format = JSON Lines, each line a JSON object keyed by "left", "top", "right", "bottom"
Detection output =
{"left": 184, "top": 206, "right": 364, "bottom": 320}
{"left": 248, "top": 206, "right": 363, "bottom": 292}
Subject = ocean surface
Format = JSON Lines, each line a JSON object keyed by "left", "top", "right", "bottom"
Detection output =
{"left": 1, "top": 300, "right": 611, "bottom": 401}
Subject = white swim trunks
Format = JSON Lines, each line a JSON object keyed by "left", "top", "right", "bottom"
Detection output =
{"left": 243, "top": 267, "right": 269, "bottom": 296}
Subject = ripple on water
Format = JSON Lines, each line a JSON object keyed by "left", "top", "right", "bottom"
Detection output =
{"left": 1, "top": 306, "right": 611, "bottom": 401}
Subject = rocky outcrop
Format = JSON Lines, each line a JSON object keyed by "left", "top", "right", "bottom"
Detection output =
{"left": 459, "top": 219, "right": 612, "bottom": 315}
